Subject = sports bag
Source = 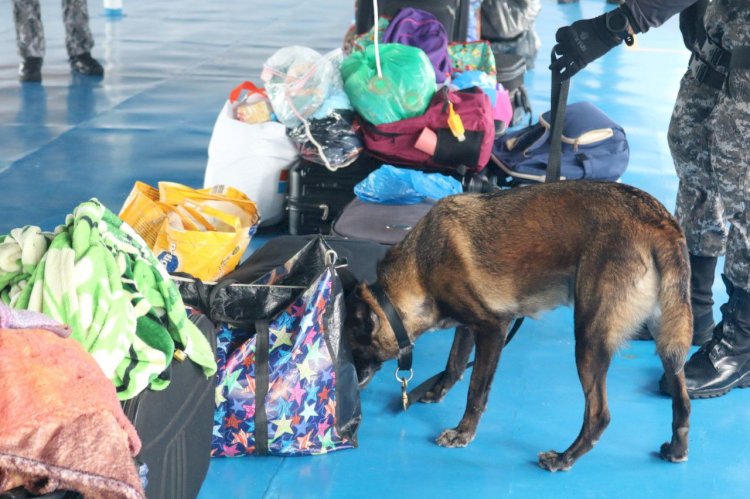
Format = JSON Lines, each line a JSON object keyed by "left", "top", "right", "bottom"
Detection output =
{"left": 175, "top": 237, "right": 360, "bottom": 457}
{"left": 491, "top": 101, "right": 629, "bottom": 182}
{"left": 382, "top": 8, "right": 452, "bottom": 83}
{"left": 361, "top": 86, "right": 494, "bottom": 173}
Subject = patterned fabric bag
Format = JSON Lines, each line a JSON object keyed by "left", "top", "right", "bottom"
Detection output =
{"left": 448, "top": 41, "right": 496, "bottom": 76}
{"left": 176, "top": 236, "right": 361, "bottom": 457}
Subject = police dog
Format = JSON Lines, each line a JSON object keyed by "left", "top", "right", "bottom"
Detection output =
{"left": 345, "top": 180, "right": 692, "bottom": 471}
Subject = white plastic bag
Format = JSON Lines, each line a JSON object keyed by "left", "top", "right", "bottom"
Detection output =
{"left": 204, "top": 82, "right": 298, "bottom": 226}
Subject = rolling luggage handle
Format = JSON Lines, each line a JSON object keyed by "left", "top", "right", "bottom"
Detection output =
{"left": 545, "top": 48, "right": 570, "bottom": 183}
{"left": 488, "top": 49, "right": 570, "bottom": 183}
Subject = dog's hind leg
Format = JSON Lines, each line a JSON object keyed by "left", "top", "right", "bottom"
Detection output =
{"left": 436, "top": 319, "right": 509, "bottom": 448}
{"left": 657, "top": 356, "right": 690, "bottom": 462}
{"left": 537, "top": 324, "right": 613, "bottom": 472}
{"left": 419, "top": 325, "right": 475, "bottom": 403}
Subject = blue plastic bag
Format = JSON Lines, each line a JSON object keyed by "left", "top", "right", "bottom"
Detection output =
{"left": 354, "top": 165, "right": 463, "bottom": 204}
{"left": 451, "top": 70, "right": 497, "bottom": 106}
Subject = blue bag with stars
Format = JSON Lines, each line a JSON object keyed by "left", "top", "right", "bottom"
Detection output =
{"left": 184, "top": 236, "right": 361, "bottom": 457}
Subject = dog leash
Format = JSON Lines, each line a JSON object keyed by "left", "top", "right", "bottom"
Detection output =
{"left": 405, "top": 317, "right": 525, "bottom": 408}
{"left": 545, "top": 48, "right": 571, "bottom": 183}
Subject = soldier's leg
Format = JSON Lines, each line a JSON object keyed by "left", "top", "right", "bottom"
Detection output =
{"left": 13, "top": 0, "right": 44, "bottom": 81}
{"left": 13, "top": 0, "right": 45, "bottom": 59}
{"left": 667, "top": 45, "right": 726, "bottom": 345}
{"left": 62, "top": 0, "right": 94, "bottom": 57}
{"left": 63, "top": 0, "right": 103, "bottom": 75}
{"left": 677, "top": 8, "right": 750, "bottom": 398}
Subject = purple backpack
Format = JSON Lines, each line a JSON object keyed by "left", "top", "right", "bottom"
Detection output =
{"left": 383, "top": 7, "right": 452, "bottom": 83}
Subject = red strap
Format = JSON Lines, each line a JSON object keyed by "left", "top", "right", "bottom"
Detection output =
{"left": 228, "top": 81, "right": 266, "bottom": 103}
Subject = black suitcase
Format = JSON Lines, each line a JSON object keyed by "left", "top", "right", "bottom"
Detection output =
{"left": 287, "top": 156, "right": 381, "bottom": 235}
{"left": 355, "top": 0, "right": 470, "bottom": 42}
{"left": 121, "top": 312, "right": 217, "bottom": 499}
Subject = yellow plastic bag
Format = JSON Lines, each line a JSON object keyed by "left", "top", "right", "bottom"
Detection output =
{"left": 120, "top": 181, "right": 260, "bottom": 281}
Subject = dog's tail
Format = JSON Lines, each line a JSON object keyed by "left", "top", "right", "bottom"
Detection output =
{"left": 653, "top": 237, "right": 693, "bottom": 372}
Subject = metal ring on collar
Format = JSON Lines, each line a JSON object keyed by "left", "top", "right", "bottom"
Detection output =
{"left": 394, "top": 367, "right": 414, "bottom": 383}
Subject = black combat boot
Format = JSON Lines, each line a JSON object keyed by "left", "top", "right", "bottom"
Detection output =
{"left": 689, "top": 254, "right": 717, "bottom": 346}
{"left": 19, "top": 57, "right": 43, "bottom": 82}
{"left": 633, "top": 253, "right": 717, "bottom": 344}
{"left": 69, "top": 52, "right": 104, "bottom": 76}
{"left": 660, "top": 275, "right": 750, "bottom": 399}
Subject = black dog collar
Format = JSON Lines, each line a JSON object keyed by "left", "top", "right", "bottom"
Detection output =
{"left": 369, "top": 282, "right": 413, "bottom": 372}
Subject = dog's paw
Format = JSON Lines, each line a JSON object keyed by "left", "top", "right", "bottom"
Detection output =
{"left": 436, "top": 428, "right": 474, "bottom": 448}
{"left": 418, "top": 385, "right": 447, "bottom": 404}
{"left": 537, "top": 450, "right": 573, "bottom": 472}
{"left": 659, "top": 442, "right": 688, "bottom": 463}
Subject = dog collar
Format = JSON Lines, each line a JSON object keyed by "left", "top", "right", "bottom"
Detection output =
{"left": 369, "top": 282, "right": 413, "bottom": 372}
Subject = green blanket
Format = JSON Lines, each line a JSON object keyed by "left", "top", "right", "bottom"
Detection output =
{"left": 0, "top": 200, "right": 216, "bottom": 400}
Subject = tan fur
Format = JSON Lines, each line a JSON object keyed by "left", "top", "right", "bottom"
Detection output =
{"left": 346, "top": 180, "right": 693, "bottom": 470}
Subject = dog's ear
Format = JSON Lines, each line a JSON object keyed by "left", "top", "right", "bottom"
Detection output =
{"left": 346, "top": 283, "right": 379, "bottom": 344}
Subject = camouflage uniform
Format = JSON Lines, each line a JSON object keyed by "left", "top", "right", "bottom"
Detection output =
{"left": 669, "top": 0, "right": 750, "bottom": 291}
{"left": 13, "top": 0, "right": 95, "bottom": 59}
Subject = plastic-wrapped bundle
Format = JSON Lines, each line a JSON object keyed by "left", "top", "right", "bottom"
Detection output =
{"left": 286, "top": 110, "right": 363, "bottom": 169}
{"left": 341, "top": 43, "right": 436, "bottom": 126}
{"left": 261, "top": 46, "right": 337, "bottom": 128}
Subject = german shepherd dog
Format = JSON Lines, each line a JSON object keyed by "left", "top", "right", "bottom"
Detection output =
{"left": 345, "top": 180, "right": 692, "bottom": 471}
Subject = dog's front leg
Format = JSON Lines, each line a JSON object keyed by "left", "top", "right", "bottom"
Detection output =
{"left": 420, "top": 326, "right": 475, "bottom": 404}
{"left": 538, "top": 327, "right": 613, "bottom": 472}
{"left": 436, "top": 321, "right": 508, "bottom": 448}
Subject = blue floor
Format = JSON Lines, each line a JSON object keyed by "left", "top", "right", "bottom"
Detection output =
{"left": 1, "top": 1, "right": 749, "bottom": 498}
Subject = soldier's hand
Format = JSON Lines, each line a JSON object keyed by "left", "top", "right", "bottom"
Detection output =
{"left": 550, "top": 8, "right": 632, "bottom": 81}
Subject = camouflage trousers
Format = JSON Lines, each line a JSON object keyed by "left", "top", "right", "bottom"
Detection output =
{"left": 669, "top": 0, "right": 750, "bottom": 291}
{"left": 13, "top": 0, "right": 94, "bottom": 59}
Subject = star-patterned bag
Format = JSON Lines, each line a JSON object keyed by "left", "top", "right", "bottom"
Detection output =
{"left": 181, "top": 237, "right": 361, "bottom": 457}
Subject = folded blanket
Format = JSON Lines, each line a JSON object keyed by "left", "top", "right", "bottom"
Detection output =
{"left": 0, "top": 201, "right": 216, "bottom": 400}
{"left": 0, "top": 327, "right": 144, "bottom": 498}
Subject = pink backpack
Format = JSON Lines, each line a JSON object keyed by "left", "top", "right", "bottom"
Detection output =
{"left": 360, "top": 86, "right": 494, "bottom": 173}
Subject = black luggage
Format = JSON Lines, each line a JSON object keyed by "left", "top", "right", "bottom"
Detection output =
{"left": 121, "top": 312, "right": 217, "bottom": 499}
{"left": 331, "top": 198, "right": 434, "bottom": 246}
{"left": 287, "top": 156, "right": 381, "bottom": 235}
{"left": 355, "top": 0, "right": 470, "bottom": 42}
{"left": 221, "top": 234, "right": 389, "bottom": 291}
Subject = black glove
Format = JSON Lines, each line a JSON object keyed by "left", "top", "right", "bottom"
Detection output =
{"left": 550, "top": 7, "right": 633, "bottom": 81}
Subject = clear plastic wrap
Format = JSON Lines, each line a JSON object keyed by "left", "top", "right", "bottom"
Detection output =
{"left": 261, "top": 46, "right": 338, "bottom": 128}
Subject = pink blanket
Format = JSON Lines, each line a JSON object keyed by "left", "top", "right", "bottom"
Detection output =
{"left": 0, "top": 328, "right": 144, "bottom": 499}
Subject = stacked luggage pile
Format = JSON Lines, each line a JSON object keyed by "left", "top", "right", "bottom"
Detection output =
{"left": 206, "top": 0, "right": 540, "bottom": 242}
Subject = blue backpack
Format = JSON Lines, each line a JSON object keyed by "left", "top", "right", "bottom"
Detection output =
{"left": 491, "top": 102, "right": 629, "bottom": 182}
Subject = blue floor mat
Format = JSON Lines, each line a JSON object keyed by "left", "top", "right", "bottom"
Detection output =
{"left": 1, "top": 1, "right": 749, "bottom": 498}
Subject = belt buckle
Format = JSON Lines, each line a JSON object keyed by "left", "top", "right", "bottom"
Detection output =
{"left": 707, "top": 47, "right": 725, "bottom": 68}
{"left": 693, "top": 60, "right": 708, "bottom": 83}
